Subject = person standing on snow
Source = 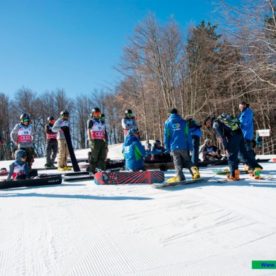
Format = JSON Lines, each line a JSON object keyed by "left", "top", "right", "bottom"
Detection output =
{"left": 238, "top": 101, "right": 262, "bottom": 170}
{"left": 121, "top": 109, "right": 138, "bottom": 138}
{"left": 164, "top": 108, "right": 200, "bottom": 184}
{"left": 52, "top": 110, "right": 70, "bottom": 171}
{"left": 187, "top": 117, "right": 202, "bottom": 166}
{"left": 10, "top": 113, "right": 35, "bottom": 168}
{"left": 44, "top": 116, "right": 58, "bottom": 168}
{"left": 87, "top": 107, "right": 108, "bottom": 173}
{"left": 204, "top": 114, "right": 261, "bottom": 180}
{"left": 123, "top": 128, "right": 146, "bottom": 171}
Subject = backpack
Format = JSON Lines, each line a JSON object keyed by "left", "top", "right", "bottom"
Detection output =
{"left": 217, "top": 113, "right": 240, "bottom": 131}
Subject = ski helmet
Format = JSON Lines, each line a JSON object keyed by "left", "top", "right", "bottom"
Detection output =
{"left": 15, "top": 149, "right": 27, "bottom": 160}
{"left": 125, "top": 109, "right": 133, "bottom": 115}
{"left": 60, "top": 110, "right": 69, "bottom": 117}
{"left": 20, "top": 113, "right": 30, "bottom": 123}
{"left": 47, "top": 116, "right": 55, "bottom": 121}
{"left": 91, "top": 107, "right": 101, "bottom": 114}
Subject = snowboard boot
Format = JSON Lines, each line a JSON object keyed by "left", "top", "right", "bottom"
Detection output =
{"left": 166, "top": 176, "right": 183, "bottom": 184}
{"left": 250, "top": 168, "right": 262, "bottom": 179}
{"left": 45, "top": 163, "right": 52, "bottom": 168}
{"left": 227, "top": 169, "right": 240, "bottom": 181}
{"left": 191, "top": 166, "right": 200, "bottom": 180}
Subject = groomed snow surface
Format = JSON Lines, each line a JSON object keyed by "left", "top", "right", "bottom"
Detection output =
{"left": 0, "top": 143, "right": 276, "bottom": 276}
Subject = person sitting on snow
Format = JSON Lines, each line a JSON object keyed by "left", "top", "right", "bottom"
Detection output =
{"left": 7, "top": 149, "right": 30, "bottom": 180}
{"left": 200, "top": 138, "right": 222, "bottom": 162}
{"left": 123, "top": 128, "right": 146, "bottom": 171}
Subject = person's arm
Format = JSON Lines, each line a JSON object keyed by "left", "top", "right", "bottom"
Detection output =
{"left": 121, "top": 118, "right": 128, "bottom": 129}
{"left": 7, "top": 163, "right": 15, "bottom": 180}
{"left": 164, "top": 122, "right": 171, "bottom": 152}
{"left": 52, "top": 119, "right": 61, "bottom": 133}
{"left": 10, "top": 124, "right": 19, "bottom": 145}
{"left": 239, "top": 109, "right": 253, "bottom": 129}
{"left": 213, "top": 121, "right": 228, "bottom": 150}
{"left": 86, "top": 119, "right": 93, "bottom": 141}
{"left": 134, "top": 141, "right": 146, "bottom": 159}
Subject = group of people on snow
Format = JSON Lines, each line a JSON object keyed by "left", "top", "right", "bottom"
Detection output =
{"left": 6, "top": 100, "right": 263, "bottom": 182}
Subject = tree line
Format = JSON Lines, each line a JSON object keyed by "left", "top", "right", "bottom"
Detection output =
{"left": 0, "top": 0, "right": 275, "bottom": 160}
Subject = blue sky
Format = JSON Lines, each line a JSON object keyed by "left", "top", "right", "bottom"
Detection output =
{"left": 0, "top": 0, "right": 240, "bottom": 98}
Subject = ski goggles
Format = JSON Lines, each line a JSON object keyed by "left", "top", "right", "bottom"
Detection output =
{"left": 93, "top": 111, "right": 101, "bottom": 116}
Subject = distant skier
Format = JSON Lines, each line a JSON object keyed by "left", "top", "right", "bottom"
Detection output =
{"left": 123, "top": 128, "right": 146, "bottom": 171}
{"left": 238, "top": 101, "right": 262, "bottom": 169}
{"left": 10, "top": 113, "right": 35, "bottom": 168}
{"left": 87, "top": 107, "right": 108, "bottom": 173}
{"left": 52, "top": 110, "right": 71, "bottom": 171}
{"left": 187, "top": 116, "right": 202, "bottom": 166}
{"left": 164, "top": 108, "right": 200, "bottom": 184}
{"left": 204, "top": 114, "right": 262, "bottom": 180}
{"left": 121, "top": 109, "right": 138, "bottom": 138}
{"left": 45, "top": 116, "right": 58, "bottom": 168}
{"left": 7, "top": 149, "right": 30, "bottom": 180}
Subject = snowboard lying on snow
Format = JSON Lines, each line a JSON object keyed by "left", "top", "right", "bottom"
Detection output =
{"left": 63, "top": 171, "right": 94, "bottom": 182}
{"left": 0, "top": 174, "right": 62, "bottom": 189}
{"left": 153, "top": 177, "right": 211, "bottom": 188}
{"left": 94, "top": 170, "right": 164, "bottom": 185}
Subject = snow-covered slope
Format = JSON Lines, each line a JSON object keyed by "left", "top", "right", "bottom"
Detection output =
{"left": 0, "top": 146, "right": 275, "bottom": 275}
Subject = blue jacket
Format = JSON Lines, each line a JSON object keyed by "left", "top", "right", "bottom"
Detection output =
{"left": 123, "top": 134, "right": 146, "bottom": 171}
{"left": 164, "top": 114, "right": 192, "bottom": 152}
{"left": 188, "top": 120, "right": 202, "bottom": 138}
{"left": 238, "top": 107, "right": 254, "bottom": 140}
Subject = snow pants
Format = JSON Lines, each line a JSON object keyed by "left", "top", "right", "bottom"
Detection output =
{"left": 227, "top": 133, "right": 259, "bottom": 176}
{"left": 46, "top": 140, "right": 58, "bottom": 166}
{"left": 191, "top": 135, "right": 200, "bottom": 166}
{"left": 171, "top": 149, "right": 193, "bottom": 181}
{"left": 89, "top": 140, "right": 107, "bottom": 173}
{"left": 57, "top": 139, "right": 69, "bottom": 168}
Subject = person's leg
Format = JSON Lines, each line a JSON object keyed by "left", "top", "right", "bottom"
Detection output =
{"left": 23, "top": 147, "right": 35, "bottom": 168}
{"left": 58, "top": 140, "right": 66, "bottom": 168}
{"left": 191, "top": 136, "right": 200, "bottom": 166}
{"left": 51, "top": 141, "right": 58, "bottom": 166}
{"left": 227, "top": 135, "right": 240, "bottom": 178}
{"left": 45, "top": 142, "right": 51, "bottom": 166}
{"left": 97, "top": 140, "right": 107, "bottom": 171}
{"left": 89, "top": 140, "right": 100, "bottom": 173}
{"left": 171, "top": 150, "right": 185, "bottom": 181}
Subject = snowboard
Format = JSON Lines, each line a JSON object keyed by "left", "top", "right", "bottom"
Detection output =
{"left": 153, "top": 177, "right": 211, "bottom": 189}
{"left": 63, "top": 171, "right": 94, "bottom": 182}
{"left": 94, "top": 170, "right": 164, "bottom": 185}
{"left": 0, "top": 174, "right": 62, "bottom": 189}
{"left": 62, "top": 126, "right": 80, "bottom": 172}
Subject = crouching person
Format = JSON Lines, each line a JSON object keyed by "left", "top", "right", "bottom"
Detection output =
{"left": 123, "top": 128, "right": 146, "bottom": 171}
{"left": 7, "top": 149, "right": 30, "bottom": 180}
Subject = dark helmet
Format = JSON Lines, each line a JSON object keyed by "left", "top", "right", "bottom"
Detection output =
{"left": 15, "top": 149, "right": 27, "bottom": 160}
{"left": 125, "top": 109, "right": 132, "bottom": 115}
{"left": 60, "top": 110, "right": 69, "bottom": 117}
{"left": 91, "top": 107, "right": 101, "bottom": 114}
{"left": 20, "top": 113, "right": 30, "bottom": 123}
{"left": 47, "top": 116, "right": 55, "bottom": 121}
